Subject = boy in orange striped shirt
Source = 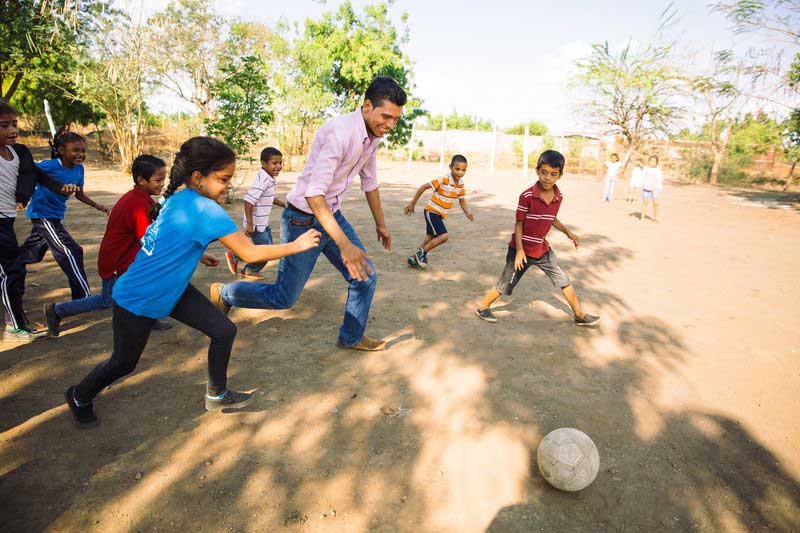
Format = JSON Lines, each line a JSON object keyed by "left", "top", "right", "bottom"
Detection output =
{"left": 403, "top": 154, "right": 474, "bottom": 268}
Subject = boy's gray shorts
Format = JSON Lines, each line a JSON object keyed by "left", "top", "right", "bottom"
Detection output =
{"left": 495, "top": 247, "right": 571, "bottom": 295}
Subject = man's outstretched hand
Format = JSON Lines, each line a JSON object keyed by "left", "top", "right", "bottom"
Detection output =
{"left": 376, "top": 224, "right": 392, "bottom": 251}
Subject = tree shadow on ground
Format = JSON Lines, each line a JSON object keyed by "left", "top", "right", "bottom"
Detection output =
{"left": 721, "top": 187, "right": 800, "bottom": 213}
{"left": 1, "top": 180, "right": 798, "bottom": 531}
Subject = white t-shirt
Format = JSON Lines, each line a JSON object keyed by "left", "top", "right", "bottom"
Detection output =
{"left": 630, "top": 167, "right": 644, "bottom": 188}
{"left": 605, "top": 161, "right": 622, "bottom": 181}
{"left": 242, "top": 168, "right": 277, "bottom": 232}
{"left": 642, "top": 167, "right": 663, "bottom": 191}
{"left": 0, "top": 145, "right": 20, "bottom": 218}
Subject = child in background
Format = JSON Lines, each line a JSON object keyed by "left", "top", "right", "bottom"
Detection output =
{"left": 65, "top": 137, "right": 321, "bottom": 428}
{"left": 641, "top": 155, "right": 663, "bottom": 222}
{"left": 0, "top": 99, "right": 77, "bottom": 342}
{"left": 627, "top": 159, "right": 644, "bottom": 203}
{"left": 475, "top": 150, "right": 599, "bottom": 326}
{"left": 225, "top": 147, "right": 286, "bottom": 279}
{"left": 20, "top": 132, "right": 109, "bottom": 301}
{"left": 602, "top": 153, "right": 621, "bottom": 203}
{"left": 43, "top": 155, "right": 196, "bottom": 336}
{"left": 403, "top": 154, "right": 474, "bottom": 269}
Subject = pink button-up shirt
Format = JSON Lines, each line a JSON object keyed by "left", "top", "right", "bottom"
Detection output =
{"left": 287, "top": 109, "right": 380, "bottom": 214}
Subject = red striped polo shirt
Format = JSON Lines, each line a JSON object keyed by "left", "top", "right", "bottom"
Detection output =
{"left": 508, "top": 182, "right": 562, "bottom": 259}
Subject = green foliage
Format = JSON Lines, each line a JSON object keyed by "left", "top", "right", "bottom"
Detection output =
{"left": 204, "top": 55, "right": 273, "bottom": 157}
{"left": 505, "top": 120, "right": 549, "bottom": 136}
{"left": 727, "top": 112, "right": 782, "bottom": 167}
{"left": 422, "top": 112, "right": 492, "bottom": 131}
{"left": 292, "top": 0, "right": 421, "bottom": 147}
{"left": 1, "top": 0, "right": 114, "bottom": 128}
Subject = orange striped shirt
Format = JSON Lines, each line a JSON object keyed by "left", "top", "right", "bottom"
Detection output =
{"left": 424, "top": 174, "right": 465, "bottom": 218}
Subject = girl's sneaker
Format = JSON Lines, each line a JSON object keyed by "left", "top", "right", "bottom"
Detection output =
{"left": 225, "top": 250, "right": 239, "bottom": 276}
{"left": 475, "top": 308, "right": 498, "bottom": 323}
{"left": 4, "top": 325, "right": 48, "bottom": 343}
{"left": 64, "top": 385, "right": 99, "bottom": 429}
{"left": 205, "top": 389, "right": 254, "bottom": 411}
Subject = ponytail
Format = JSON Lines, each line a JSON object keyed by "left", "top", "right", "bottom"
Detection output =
{"left": 150, "top": 136, "right": 236, "bottom": 220}
{"left": 51, "top": 131, "right": 86, "bottom": 159}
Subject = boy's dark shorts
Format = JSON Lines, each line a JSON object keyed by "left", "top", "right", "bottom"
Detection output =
{"left": 424, "top": 210, "right": 447, "bottom": 236}
{"left": 495, "top": 246, "right": 571, "bottom": 295}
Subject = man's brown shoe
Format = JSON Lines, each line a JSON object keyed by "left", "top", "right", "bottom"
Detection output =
{"left": 337, "top": 335, "right": 387, "bottom": 351}
{"left": 209, "top": 283, "right": 230, "bottom": 316}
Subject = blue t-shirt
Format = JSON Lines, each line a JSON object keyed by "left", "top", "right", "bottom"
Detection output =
{"left": 112, "top": 188, "right": 238, "bottom": 318}
{"left": 26, "top": 159, "right": 84, "bottom": 219}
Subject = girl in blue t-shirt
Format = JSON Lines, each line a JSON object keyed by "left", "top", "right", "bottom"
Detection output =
{"left": 65, "top": 137, "right": 321, "bottom": 428}
{"left": 20, "top": 132, "right": 109, "bottom": 301}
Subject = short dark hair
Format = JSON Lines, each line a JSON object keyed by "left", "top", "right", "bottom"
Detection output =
{"left": 648, "top": 155, "right": 659, "bottom": 164}
{"left": 364, "top": 76, "right": 407, "bottom": 108}
{"left": 450, "top": 154, "right": 467, "bottom": 166}
{"left": 0, "top": 99, "right": 17, "bottom": 117}
{"left": 536, "top": 150, "right": 565, "bottom": 174}
{"left": 610, "top": 153, "right": 619, "bottom": 159}
{"left": 260, "top": 146, "right": 282, "bottom": 162}
{"left": 131, "top": 154, "right": 166, "bottom": 184}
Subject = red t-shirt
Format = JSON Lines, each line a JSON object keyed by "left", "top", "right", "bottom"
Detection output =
{"left": 508, "top": 182, "right": 563, "bottom": 259}
{"left": 97, "top": 186, "right": 154, "bottom": 279}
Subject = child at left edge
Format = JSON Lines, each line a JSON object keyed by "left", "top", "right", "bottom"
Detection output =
{"left": 403, "top": 154, "right": 474, "bottom": 268}
{"left": 225, "top": 147, "right": 286, "bottom": 279}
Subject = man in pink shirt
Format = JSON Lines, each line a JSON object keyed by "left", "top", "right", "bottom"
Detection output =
{"left": 213, "top": 76, "right": 405, "bottom": 351}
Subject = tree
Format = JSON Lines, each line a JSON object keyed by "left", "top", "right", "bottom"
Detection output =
{"left": 146, "top": 0, "right": 225, "bottom": 117}
{"left": 571, "top": 41, "right": 682, "bottom": 172}
{"left": 294, "top": 0, "right": 422, "bottom": 146}
{"left": 782, "top": 108, "right": 800, "bottom": 189}
{"left": 505, "top": 120, "right": 549, "bottom": 136}
{"left": 0, "top": 0, "right": 111, "bottom": 101}
{"left": 71, "top": 16, "right": 147, "bottom": 170}
{"left": 204, "top": 55, "right": 273, "bottom": 157}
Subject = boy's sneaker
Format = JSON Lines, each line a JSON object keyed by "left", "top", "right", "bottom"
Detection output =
{"left": 240, "top": 269, "right": 263, "bottom": 280}
{"left": 574, "top": 313, "right": 600, "bottom": 326}
{"left": 475, "top": 308, "right": 498, "bottom": 323}
{"left": 43, "top": 303, "right": 61, "bottom": 337}
{"left": 415, "top": 247, "right": 427, "bottom": 268}
{"left": 407, "top": 255, "right": 419, "bottom": 268}
{"left": 209, "top": 283, "right": 230, "bottom": 316}
{"left": 205, "top": 389, "right": 254, "bottom": 411}
{"left": 64, "top": 385, "right": 99, "bottom": 429}
{"left": 225, "top": 251, "right": 239, "bottom": 276}
{"left": 4, "top": 325, "right": 48, "bottom": 343}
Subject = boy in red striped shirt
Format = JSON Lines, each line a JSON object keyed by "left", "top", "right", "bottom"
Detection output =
{"left": 476, "top": 150, "right": 599, "bottom": 325}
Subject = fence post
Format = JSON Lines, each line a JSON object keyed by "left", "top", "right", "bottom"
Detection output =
{"left": 523, "top": 125, "right": 530, "bottom": 178}
{"left": 490, "top": 122, "right": 497, "bottom": 175}
{"left": 406, "top": 121, "right": 416, "bottom": 170}
{"left": 439, "top": 117, "right": 447, "bottom": 173}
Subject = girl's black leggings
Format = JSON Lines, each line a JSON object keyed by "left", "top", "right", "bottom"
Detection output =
{"left": 75, "top": 284, "right": 236, "bottom": 403}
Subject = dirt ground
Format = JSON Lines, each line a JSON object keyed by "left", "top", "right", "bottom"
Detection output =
{"left": 1, "top": 157, "right": 799, "bottom": 532}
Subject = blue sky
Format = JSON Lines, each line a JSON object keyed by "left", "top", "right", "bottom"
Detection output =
{"left": 125, "top": 0, "right": 792, "bottom": 132}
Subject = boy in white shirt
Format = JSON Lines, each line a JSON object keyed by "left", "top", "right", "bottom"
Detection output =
{"left": 225, "top": 147, "right": 286, "bottom": 279}
{"left": 641, "top": 155, "right": 663, "bottom": 222}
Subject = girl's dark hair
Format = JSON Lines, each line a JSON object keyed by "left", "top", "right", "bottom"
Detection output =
{"left": 52, "top": 131, "right": 86, "bottom": 159}
{"left": 132, "top": 154, "right": 166, "bottom": 184}
{"left": 150, "top": 136, "right": 236, "bottom": 219}
{"left": 610, "top": 153, "right": 619, "bottom": 159}
{"left": 0, "top": 99, "right": 18, "bottom": 117}
{"left": 648, "top": 155, "right": 659, "bottom": 164}
{"left": 450, "top": 154, "right": 467, "bottom": 166}
{"left": 536, "top": 150, "right": 566, "bottom": 174}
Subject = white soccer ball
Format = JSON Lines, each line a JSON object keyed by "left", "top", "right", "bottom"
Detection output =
{"left": 536, "top": 428, "right": 600, "bottom": 491}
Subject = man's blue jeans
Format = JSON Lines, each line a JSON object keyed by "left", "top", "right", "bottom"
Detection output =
{"left": 54, "top": 275, "right": 117, "bottom": 319}
{"left": 220, "top": 208, "right": 377, "bottom": 346}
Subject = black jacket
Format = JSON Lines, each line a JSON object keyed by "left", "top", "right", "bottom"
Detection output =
{"left": 12, "top": 144, "right": 66, "bottom": 207}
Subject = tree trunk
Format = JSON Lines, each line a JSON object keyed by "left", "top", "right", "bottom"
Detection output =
{"left": 709, "top": 146, "right": 723, "bottom": 185}
{"left": 709, "top": 119, "right": 733, "bottom": 185}
{"left": 1, "top": 72, "right": 24, "bottom": 101}
{"left": 783, "top": 160, "right": 797, "bottom": 192}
